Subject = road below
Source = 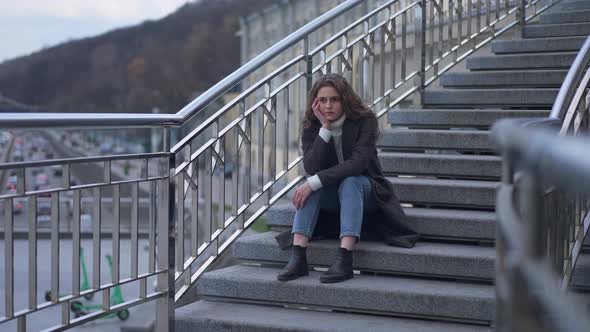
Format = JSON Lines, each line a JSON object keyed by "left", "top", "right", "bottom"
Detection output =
{"left": 0, "top": 238, "right": 157, "bottom": 331}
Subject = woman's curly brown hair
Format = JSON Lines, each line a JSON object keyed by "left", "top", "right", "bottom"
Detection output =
{"left": 303, "top": 74, "right": 375, "bottom": 128}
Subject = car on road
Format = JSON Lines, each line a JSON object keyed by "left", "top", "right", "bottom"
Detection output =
{"left": 50, "top": 164, "right": 63, "bottom": 177}
{"left": 34, "top": 173, "right": 49, "bottom": 190}
{"left": 0, "top": 132, "right": 9, "bottom": 145}
{"left": 38, "top": 201, "right": 51, "bottom": 215}
{"left": 37, "top": 214, "right": 51, "bottom": 228}
{"left": 13, "top": 150, "right": 24, "bottom": 162}
{"left": 12, "top": 200, "right": 24, "bottom": 214}
{"left": 81, "top": 214, "right": 92, "bottom": 232}
{"left": 37, "top": 185, "right": 53, "bottom": 197}
{"left": 99, "top": 142, "right": 112, "bottom": 154}
{"left": 4, "top": 176, "right": 18, "bottom": 194}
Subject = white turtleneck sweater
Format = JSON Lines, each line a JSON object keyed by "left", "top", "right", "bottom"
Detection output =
{"left": 307, "top": 114, "right": 346, "bottom": 191}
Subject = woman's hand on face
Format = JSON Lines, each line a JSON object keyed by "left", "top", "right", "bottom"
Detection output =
{"left": 312, "top": 98, "right": 330, "bottom": 129}
{"left": 292, "top": 182, "right": 313, "bottom": 209}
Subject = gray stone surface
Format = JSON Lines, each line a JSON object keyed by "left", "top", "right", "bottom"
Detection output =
{"left": 466, "top": 53, "right": 577, "bottom": 70}
{"left": 380, "top": 152, "right": 502, "bottom": 179}
{"left": 176, "top": 301, "right": 494, "bottom": 332}
{"left": 197, "top": 265, "right": 496, "bottom": 322}
{"left": 233, "top": 231, "right": 496, "bottom": 280}
{"left": 263, "top": 204, "right": 497, "bottom": 241}
{"left": 264, "top": 203, "right": 297, "bottom": 228}
{"left": 571, "top": 253, "right": 590, "bottom": 289}
{"left": 441, "top": 70, "right": 568, "bottom": 88}
{"left": 380, "top": 129, "right": 493, "bottom": 151}
{"left": 523, "top": 22, "right": 590, "bottom": 38}
{"left": 491, "top": 36, "right": 585, "bottom": 54}
{"left": 557, "top": 0, "right": 590, "bottom": 10}
{"left": 388, "top": 109, "right": 549, "bottom": 128}
{"left": 540, "top": 9, "right": 590, "bottom": 24}
{"left": 389, "top": 177, "right": 498, "bottom": 208}
{"left": 406, "top": 207, "right": 496, "bottom": 240}
{"left": 424, "top": 89, "right": 559, "bottom": 107}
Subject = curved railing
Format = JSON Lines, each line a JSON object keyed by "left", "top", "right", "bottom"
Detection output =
{"left": 492, "top": 121, "right": 590, "bottom": 332}
{"left": 493, "top": 35, "right": 590, "bottom": 332}
{"left": 0, "top": 0, "right": 562, "bottom": 330}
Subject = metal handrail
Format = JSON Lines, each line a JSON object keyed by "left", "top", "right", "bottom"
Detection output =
{"left": 492, "top": 121, "right": 590, "bottom": 332}
{"left": 0, "top": 0, "right": 364, "bottom": 129}
{"left": 550, "top": 35, "right": 590, "bottom": 120}
{"left": 492, "top": 31, "right": 590, "bottom": 332}
{"left": 492, "top": 121, "right": 590, "bottom": 193}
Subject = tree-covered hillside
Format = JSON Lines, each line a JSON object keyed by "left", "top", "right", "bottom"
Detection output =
{"left": 0, "top": 0, "right": 277, "bottom": 114}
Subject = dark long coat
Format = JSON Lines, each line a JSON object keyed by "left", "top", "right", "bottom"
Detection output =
{"left": 275, "top": 115, "right": 420, "bottom": 249}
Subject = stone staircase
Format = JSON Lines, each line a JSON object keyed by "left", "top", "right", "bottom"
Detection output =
{"left": 176, "top": 2, "right": 590, "bottom": 331}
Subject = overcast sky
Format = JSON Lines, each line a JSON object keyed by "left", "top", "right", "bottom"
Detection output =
{"left": 0, "top": 0, "right": 191, "bottom": 63}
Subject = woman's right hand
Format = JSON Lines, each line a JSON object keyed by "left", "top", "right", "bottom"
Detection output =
{"left": 312, "top": 98, "right": 330, "bottom": 129}
{"left": 292, "top": 182, "right": 313, "bottom": 209}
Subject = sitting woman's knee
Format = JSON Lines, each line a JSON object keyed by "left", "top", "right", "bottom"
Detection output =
{"left": 338, "top": 176, "right": 365, "bottom": 195}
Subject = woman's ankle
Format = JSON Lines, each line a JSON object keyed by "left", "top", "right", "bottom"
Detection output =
{"left": 293, "top": 233, "right": 310, "bottom": 247}
{"left": 340, "top": 236, "right": 356, "bottom": 251}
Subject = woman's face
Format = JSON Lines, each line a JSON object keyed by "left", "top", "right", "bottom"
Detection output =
{"left": 316, "top": 86, "right": 343, "bottom": 122}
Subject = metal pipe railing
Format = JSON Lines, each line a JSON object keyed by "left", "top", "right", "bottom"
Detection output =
{"left": 492, "top": 120, "right": 590, "bottom": 332}
{"left": 550, "top": 35, "right": 590, "bottom": 120}
{"left": 493, "top": 31, "right": 590, "bottom": 332}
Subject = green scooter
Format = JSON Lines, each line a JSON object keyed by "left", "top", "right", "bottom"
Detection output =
{"left": 70, "top": 254, "right": 130, "bottom": 321}
{"left": 45, "top": 247, "right": 93, "bottom": 302}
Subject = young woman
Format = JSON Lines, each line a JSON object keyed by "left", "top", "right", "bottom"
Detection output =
{"left": 277, "top": 74, "right": 419, "bottom": 283}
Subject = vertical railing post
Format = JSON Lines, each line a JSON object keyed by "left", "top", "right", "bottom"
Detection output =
{"left": 305, "top": 37, "right": 313, "bottom": 94}
{"left": 495, "top": 149, "right": 514, "bottom": 332}
{"left": 414, "top": 0, "right": 427, "bottom": 106}
{"left": 239, "top": 17, "right": 250, "bottom": 66}
{"left": 166, "top": 128, "right": 176, "bottom": 332}
{"left": 155, "top": 127, "right": 174, "bottom": 332}
{"left": 512, "top": 167, "right": 544, "bottom": 331}
{"left": 521, "top": 168, "right": 544, "bottom": 260}
{"left": 517, "top": 0, "right": 526, "bottom": 38}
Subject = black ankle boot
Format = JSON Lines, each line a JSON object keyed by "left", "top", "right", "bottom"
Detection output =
{"left": 277, "top": 245, "right": 309, "bottom": 281}
{"left": 320, "top": 248, "right": 353, "bottom": 283}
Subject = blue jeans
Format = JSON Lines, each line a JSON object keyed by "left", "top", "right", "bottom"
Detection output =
{"left": 292, "top": 176, "right": 377, "bottom": 239}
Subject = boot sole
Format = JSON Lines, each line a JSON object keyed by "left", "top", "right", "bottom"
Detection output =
{"left": 277, "top": 271, "right": 309, "bottom": 281}
{"left": 319, "top": 274, "right": 354, "bottom": 283}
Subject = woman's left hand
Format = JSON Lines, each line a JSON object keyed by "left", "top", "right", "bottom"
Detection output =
{"left": 312, "top": 98, "right": 330, "bottom": 129}
{"left": 293, "top": 182, "right": 313, "bottom": 209}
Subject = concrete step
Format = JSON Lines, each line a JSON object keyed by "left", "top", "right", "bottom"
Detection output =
{"left": 406, "top": 207, "right": 495, "bottom": 241}
{"left": 264, "top": 204, "right": 496, "bottom": 241}
{"left": 492, "top": 36, "right": 585, "bottom": 54}
{"left": 440, "top": 70, "right": 568, "bottom": 88}
{"left": 176, "top": 301, "right": 494, "bottom": 332}
{"left": 572, "top": 253, "right": 590, "bottom": 289}
{"left": 466, "top": 53, "right": 577, "bottom": 70}
{"left": 557, "top": 0, "right": 590, "bottom": 10}
{"left": 234, "top": 233, "right": 590, "bottom": 286}
{"left": 423, "top": 89, "right": 559, "bottom": 107}
{"left": 197, "top": 265, "right": 496, "bottom": 322}
{"left": 234, "top": 231, "right": 496, "bottom": 280}
{"left": 524, "top": 22, "right": 590, "bottom": 38}
{"left": 390, "top": 177, "right": 498, "bottom": 208}
{"left": 380, "top": 129, "right": 493, "bottom": 151}
{"left": 388, "top": 109, "right": 550, "bottom": 128}
{"left": 540, "top": 9, "right": 590, "bottom": 24}
{"left": 380, "top": 152, "right": 502, "bottom": 179}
